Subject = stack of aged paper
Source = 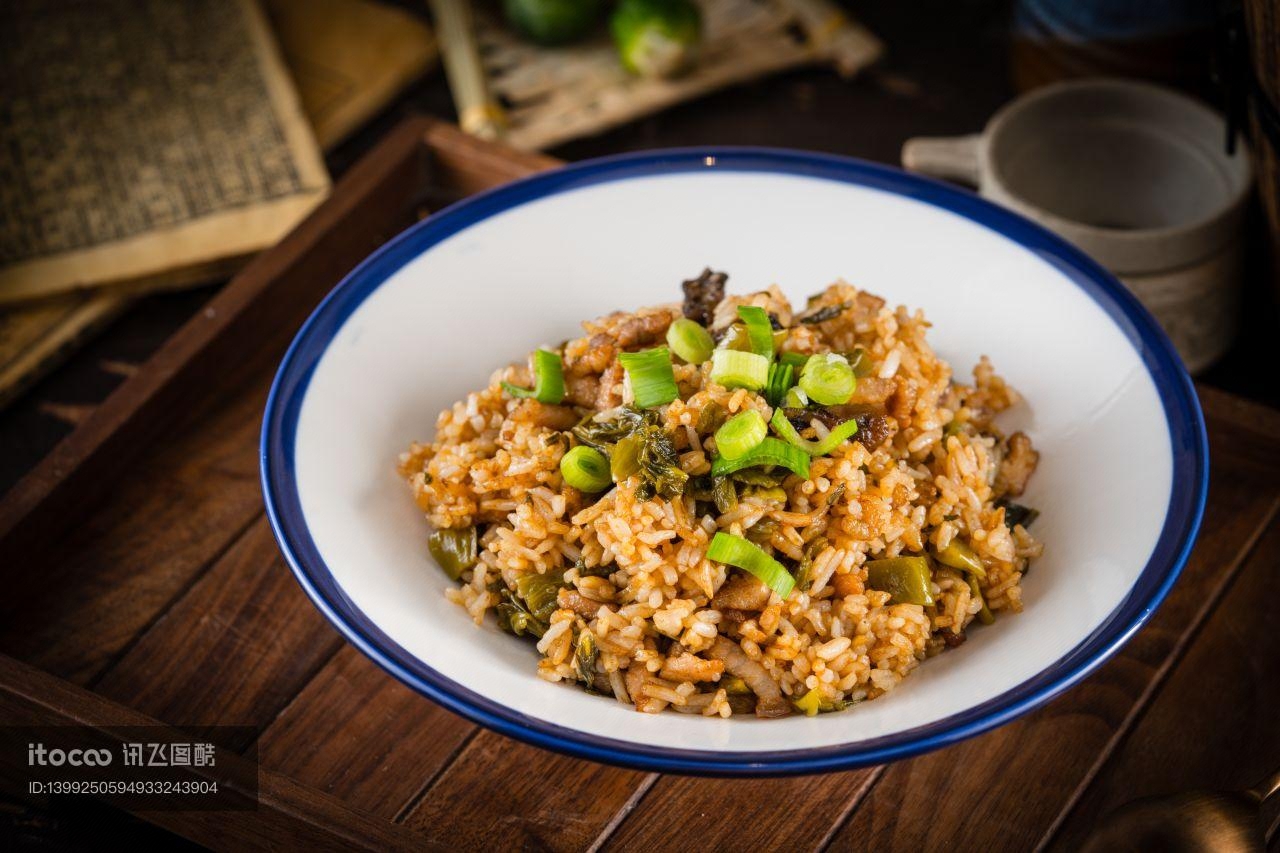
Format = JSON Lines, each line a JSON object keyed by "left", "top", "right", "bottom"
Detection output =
{"left": 0, "top": 0, "right": 435, "bottom": 407}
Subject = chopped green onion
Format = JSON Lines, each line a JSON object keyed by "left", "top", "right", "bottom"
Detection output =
{"left": 799, "top": 352, "right": 855, "bottom": 406}
{"left": 714, "top": 410, "right": 767, "bottom": 460}
{"left": 779, "top": 351, "right": 809, "bottom": 369}
{"left": 428, "top": 527, "right": 478, "bottom": 580}
{"left": 934, "top": 540, "right": 986, "bottom": 579}
{"left": 666, "top": 318, "right": 715, "bottom": 364}
{"left": 706, "top": 532, "right": 795, "bottom": 599}
{"left": 618, "top": 346, "right": 679, "bottom": 408}
{"left": 764, "top": 362, "right": 795, "bottom": 407}
{"left": 560, "top": 445, "right": 612, "bottom": 492}
{"left": 865, "top": 557, "right": 935, "bottom": 606}
{"left": 709, "top": 349, "right": 769, "bottom": 390}
{"left": 769, "top": 409, "right": 859, "bottom": 456}
{"left": 502, "top": 349, "right": 566, "bottom": 404}
{"left": 711, "top": 436, "right": 809, "bottom": 479}
{"left": 783, "top": 386, "right": 808, "bottom": 408}
{"left": 846, "top": 346, "right": 874, "bottom": 378}
{"left": 736, "top": 305, "right": 775, "bottom": 358}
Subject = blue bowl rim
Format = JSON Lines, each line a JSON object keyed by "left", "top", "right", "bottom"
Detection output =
{"left": 260, "top": 146, "right": 1208, "bottom": 777}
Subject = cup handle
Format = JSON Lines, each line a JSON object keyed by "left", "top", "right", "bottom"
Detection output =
{"left": 901, "top": 134, "right": 983, "bottom": 187}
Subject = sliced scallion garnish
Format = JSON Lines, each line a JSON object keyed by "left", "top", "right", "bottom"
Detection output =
{"left": 666, "top": 318, "right": 714, "bottom": 364}
{"left": 779, "top": 351, "right": 809, "bottom": 369}
{"left": 706, "top": 531, "right": 795, "bottom": 599}
{"left": 736, "top": 305, "right": 775, "bottom": 358}
{"left": 799, "top": 352, "right": 855, "bottom": 406}
{"left": 618, "top": 346, "right": 679, "bottom": 408}
{"left": 710, "top": 436, "right": 809, "bottom": 479}
{"left": 714, "top": 410, "right": 767, "bottom": 460}
{"left": 764, "top": 361, "right": 795, "bottom": 407}
{"left": 502, "top": 348, "right": 566, "bottom": 404}
{"left": 709, "top": 349, "right": 769, "bottom": 391}
{"left": 560, "top": 445, "right": 612, "bottom": 492}
{"left": 769, "top": 409, "right": 858, "bottom": 456}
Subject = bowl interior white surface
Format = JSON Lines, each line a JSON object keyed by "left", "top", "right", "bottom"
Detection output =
{"left": 288, "top": 167, "right": 1173, "bottom": 755}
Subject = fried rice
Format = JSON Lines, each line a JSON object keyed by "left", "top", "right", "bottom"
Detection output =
{"left": 398, "top": 272, "right": 1043, "bottom": 718}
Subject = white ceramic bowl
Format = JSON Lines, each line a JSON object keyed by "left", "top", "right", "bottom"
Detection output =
{"left": 262, "top": 149, "right": 1206, "bottom": 775}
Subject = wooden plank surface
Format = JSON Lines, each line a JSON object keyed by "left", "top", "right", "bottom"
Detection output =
{"left": 0, "top": 654, "right": 437, "bottom": 851}
{"left": 0, "top": 373, "right": 272, "bottom": 685}
{"left": 1047, "top": 516, "right": 1280, "bottom": 851}
{"left": 90, "top": 517, "right": 343, "bottom": 750}
{"left": 259, "top": 646, "right": 475, "bottom": 819}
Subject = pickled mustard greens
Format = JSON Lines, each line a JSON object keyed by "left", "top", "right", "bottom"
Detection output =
{"left": 865, "top": 557, "right": 935, "bottom": 606}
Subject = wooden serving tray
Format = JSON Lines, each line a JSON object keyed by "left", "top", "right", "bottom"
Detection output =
{"left": 2, "top": 117, "right": 1278, "bottom": 851}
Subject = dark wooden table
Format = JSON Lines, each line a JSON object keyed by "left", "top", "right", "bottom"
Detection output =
{"left": 2, "top": 2, "right": 1279, "bottom": 850}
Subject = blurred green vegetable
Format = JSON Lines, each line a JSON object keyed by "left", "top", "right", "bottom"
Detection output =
{"left": 610, "top": 0, "right": 702, "bottom": 79}
{"left": 428, "top": 527, "right": 478, "bottom": 580}
{"left": 504, "top": 0, "right": 601, "bottom": 45}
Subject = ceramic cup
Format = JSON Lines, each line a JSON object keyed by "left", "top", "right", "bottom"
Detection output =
{"left": 903, "top": 78, "right": 1252, "bottom": 373}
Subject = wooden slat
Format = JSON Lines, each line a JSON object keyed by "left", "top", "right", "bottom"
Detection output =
{"left": 399, "top": 734, "right": 653, "bottom": 852}
{"left": 0, "top": 116, "right": 434, "bottom": 561}
{"left": 605, "top": 771, "right": 879, "bottom": 852}
{"left": 0, "top": 654, "right": 438, "bottom": 852}
{"left": 1045, "top": 515, "right": 1280, "bottom": 851}
{"left": 823, "top": 422, "right": 1280, "bottom": 852}
{"left": 89, "top": 517, "right": 343, "bottom": 750}
{"left": 422, "top": 122, "right": 560, "bottom": 194}
{"left": 0, "top": 373, "right": 271, "bottom": 684}
{"left": 259, "top": 646, "right": 475, "bottom": 819}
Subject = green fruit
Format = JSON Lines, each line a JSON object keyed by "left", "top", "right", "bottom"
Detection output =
{"left": 610, "top": 0, "right": 702, "bottom": 79}
{"left": 504, "top": 0, "right": 602, "bottom": 46}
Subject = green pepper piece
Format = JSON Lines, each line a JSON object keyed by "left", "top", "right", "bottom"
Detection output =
{"left": 933, "top": 540, "right": 986, "bottom": 579}
{"left": 865, "top": 556, "right": 935, "bottom": 606}
{"left": 428, "top": 527, "right": 478, "bottom": 580}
